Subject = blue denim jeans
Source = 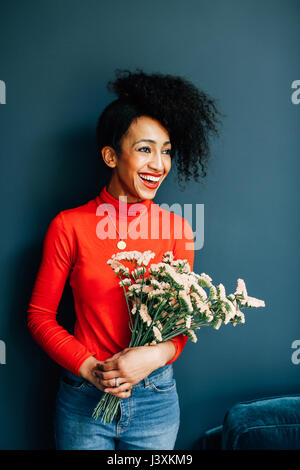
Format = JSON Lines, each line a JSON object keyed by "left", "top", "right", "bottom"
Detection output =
{"left": 53, "top": 363, "right": 180, "bottom": 450}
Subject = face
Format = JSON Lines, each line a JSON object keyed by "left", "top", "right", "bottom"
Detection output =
{"left": 101, "top": 115, "right": 172, "bottom": 202}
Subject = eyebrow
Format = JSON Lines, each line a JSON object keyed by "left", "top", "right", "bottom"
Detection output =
{"left": 132, "top": 139, "right": 171, "bottom": 147}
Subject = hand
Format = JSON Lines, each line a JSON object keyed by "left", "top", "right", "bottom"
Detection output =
{"left": 78, "top": 356, "right": 111, "bottom": 392}
{"left": 93, "top": 345, "right": 162, "bottom": 398}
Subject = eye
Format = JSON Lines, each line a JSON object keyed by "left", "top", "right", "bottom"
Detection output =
{"left": 137, "top": 147, "right": 172, "bottom": 155}
{"left": 138, "top": 146, "right": 151, "bottom": 152}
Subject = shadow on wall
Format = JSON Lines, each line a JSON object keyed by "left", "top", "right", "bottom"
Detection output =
{"left": 3, "top": 129, "right": 110, "bottom": 449}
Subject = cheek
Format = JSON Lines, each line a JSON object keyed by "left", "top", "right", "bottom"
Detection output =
{"left": 126, "top": 154, "right": 144, "bottom": 173}
{"left": 119, "top": 158, "right": 139, "bottom": 177}
{"left": 165, "top": 158, "right": 172, "bottom": 173}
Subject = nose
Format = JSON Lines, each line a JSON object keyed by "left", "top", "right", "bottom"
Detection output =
{"left": 148, "top": 150, "right": 165, "bottom": 172}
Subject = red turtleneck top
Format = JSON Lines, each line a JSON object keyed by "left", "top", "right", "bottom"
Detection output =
{"left": 27, "top": 185, "right": 195, "bottom": 376}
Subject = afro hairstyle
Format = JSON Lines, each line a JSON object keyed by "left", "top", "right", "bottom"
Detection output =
{"left": 96, "top": 68, "right": 223, "bottom": 189}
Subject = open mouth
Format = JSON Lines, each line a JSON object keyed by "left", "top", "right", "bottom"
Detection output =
{"left": 138, "top": 173, "right": 161, "bottom": 189}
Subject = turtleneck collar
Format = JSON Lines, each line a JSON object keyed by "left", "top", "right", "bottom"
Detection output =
{"left": 96, "top": 184, "right": 153, "bottom": 218}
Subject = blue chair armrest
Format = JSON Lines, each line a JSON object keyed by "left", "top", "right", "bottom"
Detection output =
{"left": 222, "top": 394, "right": 300, "bottom": 450}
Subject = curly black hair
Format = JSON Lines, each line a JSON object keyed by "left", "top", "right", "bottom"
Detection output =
{"left": 96, "top": 68, "right": 223, "bottom": 189}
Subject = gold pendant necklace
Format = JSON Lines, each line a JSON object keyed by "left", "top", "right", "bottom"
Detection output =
{"left": 106, "top": 209, "right": 147, "bottom": 250}
{"left": 117, "top": 240, "right": 127, "bottom": 250}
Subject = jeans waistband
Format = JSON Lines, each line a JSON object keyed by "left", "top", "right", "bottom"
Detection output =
{"left": 143, "top": 364, "right": 173, "bottom": 387}
{"left": 61, "top": 363, "right": 173, "bottom": 389}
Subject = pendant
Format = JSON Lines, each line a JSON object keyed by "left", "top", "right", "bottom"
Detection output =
{"left": 117, "top": 240, "right": 126, "bottom": 250}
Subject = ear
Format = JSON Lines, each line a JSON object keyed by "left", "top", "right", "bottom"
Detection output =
{"left": 101, "top": 146, "right": 118, "bottom": 169}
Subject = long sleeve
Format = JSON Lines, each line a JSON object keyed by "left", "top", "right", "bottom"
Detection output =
{"left": 165, "top": 216, "right": 195, "bottom": 365}
{"left": 26, "top": 212, "right": 97, "bottom": 376}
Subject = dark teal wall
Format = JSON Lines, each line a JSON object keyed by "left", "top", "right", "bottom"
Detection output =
{"left": 0, "top": 0, "right": 299, "bottom": 450}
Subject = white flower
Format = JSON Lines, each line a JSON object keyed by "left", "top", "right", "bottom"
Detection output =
{"left": 178, "top": 291, "right": 194, "bottom": 313}
{"left": 244, "top": 296, "right": 265, "bottom": 308}
{"left": 153, "top": 326, "right": 162, "bottom": 342}
{"left": 110, "top": 259, "right": 126, "bottom": 273}
{"left": 128, "top": 283, "right": 143, "bottom": 292}
{"left": 162, "top": 251, "right": 174, "bottom": 262}
{"left": 190, "top": 292, "right": 210, "bottom": 313}
{"left": 175, "top": 316, "right": 185, "bottom": 327}
{"left": 209, "top": 285, "right": 218, "bottom": 300}
{"left": 132, "top": 267, "right": 146, "bottom": 278}
{"left": 222, "top": 299, "right": 237, "bottom": 320}
{"left": 236, "top": 312, "right": 245, "bottom": 323}
{"left": 191, "top": 282, "right": 208, "bottom": 300}
{"left": 136, "top": 250, "right": 156, "bottom": 266}
{"left": 185, "top": 315, "right": 192, "bottom": 328}
{"left": 217, "top": 283, "right": 226, "bottom": 301}
{"left": 213, "top": 318, "right": 223, "bottom": 330}
{"left": 139, "top": 304, "right": 152, "bottom": 326}
{"left": 223, "top": 311, "right": 231, "bottom": 325}
{"left": 120, "top": 278, "right": 131, "bottom": 286}
{"left": 200, "top": 273, "right": 212, "bottom": 283}
{"left": 171, "top": 259, "right": 191, "bottom": 273}
{"left": 191, "top": 272, "right": 213, "bottom": 288}
{"left": 235, "top": 278, "right": 248, "bottom": 303}
{"left": 149, "top": 263, "right": 187, "bottom": 290}
{"left": 187, "top": 329, "right": 198, "bottom": 343}
{"left": 205, "top": 312, "right": 214, "bottom": 322}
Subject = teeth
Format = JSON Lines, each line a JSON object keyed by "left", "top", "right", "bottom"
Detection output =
{"left": 139, "top": 174, "right": 160, "bottom": 182}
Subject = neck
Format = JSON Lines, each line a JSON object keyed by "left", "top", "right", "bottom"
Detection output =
{"left": 107, "top": 181, "right": 144, "bottom": 204}
{"left": 97, "top": 184, "right": 152, "bottom": 219}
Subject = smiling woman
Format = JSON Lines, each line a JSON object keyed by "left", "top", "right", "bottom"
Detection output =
{"left": 101, "top": 115, "right": 172, "bottom": 201}
{"left": 26, "top": 68, "right": 222, "bottom": 450}
{"left": 97, "top": 68, "right": 223, "bottom": 191}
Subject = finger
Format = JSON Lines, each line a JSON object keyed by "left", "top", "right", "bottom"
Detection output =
{"left": 104, "top": 382, "right": 132, "bottom": 394}
{"left": 116, "top": 390, "right": 131, "bottom": 399}
{"left": 103, "top": 354, "right": 120, "bottom": 362}
{"left": 102, "top": 377, "right": 126, "bottom": 388}
{"left": 93, "top": 369, "right": 120, "bottom": 381}
{"left": 105, "top": 385, "right": 132, "bottom": 398}
{"left": 96, "top": 361, "right": 117, "bottom": 372}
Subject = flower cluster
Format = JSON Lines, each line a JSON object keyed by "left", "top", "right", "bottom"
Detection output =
{"left": 92, "top": 250, "right": 266, "bottom": 424}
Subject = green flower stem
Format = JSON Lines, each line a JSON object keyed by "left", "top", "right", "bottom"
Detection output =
{"left": 130, "top": 270, "right": 146, "bottom": 345}
{"left": 160, "top": 307, "right": 184, "bottom": 335}
{"left": 92, "top": 393, "right": 121, "bottom": 424}
{"left": 117, "top": 272, "right": 134, "bottom": 331}
{"left": 128, "top": 292, "right": 138, "bottom": 344}
{"left": 139, "top": 299, "right": 167, "bottom": 346}
{"left": 129, "top": 292, "right": 143, "bottom": 347}
{"left": 131, "top": 295, "right": 156, "bottom": 346}
{"left": 162, "top": 321, "right": 210, "bottom": 341}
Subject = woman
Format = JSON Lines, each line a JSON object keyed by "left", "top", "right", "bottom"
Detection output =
{"left": 27, "top": 69, "right": 221, "bottom": 450}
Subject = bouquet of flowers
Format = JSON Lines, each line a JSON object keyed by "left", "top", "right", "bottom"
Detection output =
{"left": 91, "top": 250, "right": 265, "bottom": 423}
